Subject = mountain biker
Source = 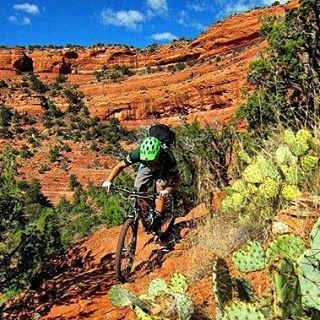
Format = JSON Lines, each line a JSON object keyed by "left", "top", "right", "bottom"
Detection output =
{"left": 102, "top": 135, "right": 179, "bottom": 229}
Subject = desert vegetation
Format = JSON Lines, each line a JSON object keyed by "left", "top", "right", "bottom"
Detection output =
{"left": 1, "top": 0, "right": 320, "bottom": 318}
{"left": 109, "top": 0, "right": 320, "bottom": 318}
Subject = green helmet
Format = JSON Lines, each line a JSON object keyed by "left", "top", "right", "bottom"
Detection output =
{"left": 140, "top": 137, "right": 161, "bottom": 161}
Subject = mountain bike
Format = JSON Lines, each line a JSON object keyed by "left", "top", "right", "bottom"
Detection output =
{"left": 112, "top": 186, "right": 176, "bottom": 283}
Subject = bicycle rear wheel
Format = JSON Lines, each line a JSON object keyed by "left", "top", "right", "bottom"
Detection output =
{"left": 115, "top": 217, "right": 138, "bottom": 283}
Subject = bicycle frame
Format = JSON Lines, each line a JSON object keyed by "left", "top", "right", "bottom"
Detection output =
{"left": 111, "top": 186, "right": 157, "bottom": 226}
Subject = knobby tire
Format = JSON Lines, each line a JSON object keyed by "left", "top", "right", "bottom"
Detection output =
{"left": 115, "top": 217, "right": 138, "bottom": 283}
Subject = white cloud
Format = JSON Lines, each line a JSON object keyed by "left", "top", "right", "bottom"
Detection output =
{"left": 187, "top": 1, "right": 207, "bottom": 12}
{"left": 146, "top": 0, "right": 168, "bottom": 12}
{"left": 13, "top": 3, "right": 39, "bottom": 15}
{"left": 9, "top": 15, "right": 31, "bottom": 25}
{"left": 178, "top": 10, "right": 188, "bottom": 27}
{"left": 225, "top": 2, "right": 250, "bottom": 15}
{"left": 101, "top": 9, "right": 145, "bottom": 30}
{"left": 178, "top": 11, "right": 206, "bottom": 31}
{"left": 151, "top": 32, "right": 177, "bottom": 41}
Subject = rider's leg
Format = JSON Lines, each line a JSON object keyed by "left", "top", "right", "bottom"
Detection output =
{"left": 134, "top": 165, "right": 153, "bottom": 210}
{"left": 155, "top": 179, "right": 167, "bottom": 214}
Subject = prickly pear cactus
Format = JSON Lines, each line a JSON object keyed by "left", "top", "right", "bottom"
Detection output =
{"left": 300, "top": 155, "right": 318, "bottom": 174}
{"left": 108, "top": 285, "right": 135, "bottom": 307}
{"left": 288, "top": 137, "right": 309, "bottom": 157}
{"left": 238, "top": 150, "right": 252, "bottom": 164}
{"left": 232, "top": 241, "right": 265, "bottom": 273}
{"left": 221, "top": 301, "right": 266, "bottom": 320}
{"left": 231, "top": 179, "right": 247, "bottom": 195}
{"left": 310, "top": 217, "right": 320, "bottom": 253}
{"left": 281, "top": 184, "right": 301, "bottom": 201}
{"left": 220, "top": 197, "right": 233, "bottom": 212}
{"left": 265, "top": 234, "right": 307, "bottom": 265}
{"left": 231, "top": 193, "right": 246, "bottom": 207}
{"left": 280, "top": 164, "right": 300, "bottom": 185}
{"left": 296, "top": 129, "right": 312, "bottom": 142}
{"left": 172, "top": 292, "right": 194, "bottom": 320}
{"left": 276, "top": 146, "right": 296, "bottom": 165}
{"left": 270, "top": 257, "right": 303, "bottom": 318}
{"left": 220, "top": 193, "right": 246, "bottom": 213}
{"left": 258, "top": 178, "right": 279, "bottom": 199}
{"left": 169, "top": 272, "right": 188, "bottom": 294}
{"left": 253, "top": 296, "right": 273, "bottom": 319}
{"left": 297, "top": 249, "right": 320, "bottom": 311}
{"left": 256, "top": 155, "right": 280, "bottom": 181}
{"left": 243, "top": 164, "right": 264, "bottom": 184}
{"left": 212, "top": 257, "right": 233, "bottom": 316}
{"left": 148, "top": 279, "right": 169, "bottom": 297}
{"left": 283, "top": 129, "right": 295, "bottom": 145}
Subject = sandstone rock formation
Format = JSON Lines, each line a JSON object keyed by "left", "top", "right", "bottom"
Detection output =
{"left": 0, "top": 0, "right": 299, "bottom": 128}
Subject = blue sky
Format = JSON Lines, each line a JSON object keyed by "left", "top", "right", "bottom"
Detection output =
{"left": 1, "top": 0, "right": 289, "bottom": 48}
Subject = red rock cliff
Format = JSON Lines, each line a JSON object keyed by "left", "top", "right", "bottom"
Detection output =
{"left": 0, "top": 1, "right": 298, "bottom": 128}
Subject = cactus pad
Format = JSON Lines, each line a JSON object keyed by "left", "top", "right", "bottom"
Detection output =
{"left": 300, "top": 155, "right": 318, "bottom": 174}
{"left": 297, "top": 249, "right": 320, "bottom": 311}
{"left": 220, "top": 193, "right": 246, "bottom": 213}
{"left": 134, "top": 306, "right": 160, "bottom": 320}
{"left": 270, "top": 257, "right": 303, "bottom": 318}
{"left": 288, "top": 138, "right": 309, "bottom": 157}
{"left": 231, "top": 179, "right": 247, "bottom": 195}
{"left": 238, "top": 150, "right": 252, "bottom": 164}
{"left": 283, "top": 129, "right": 295, "bottom": 145}
{"left": 220, "top": 197, "right": 233, "bottom": 212}
{"left": 256, "top": 155, "right": 280, "bottom": 181}
{"left": 281, "top": 164, "right": 300, "bottom": 185}
{"left": 169, "top": 272, "right": 188, "bottom": 294}
{"left": 296, "top": 129, "right": 312, "bottom": 142}
{"left": 276, "top": 146, "right": 296, "bottom": 165}
{"left": 232, "top": 241, "right": 265, "bottom": 273}
{"left": 281, "top": 185, "right": 301, "bottom": 201}
{"left": 258, "top": 178, "right": 279, "bottom": 198}
{"left": 148, "top": 279, "right": 169, "bottom": 297}
{"left": 310, "top": 218, "right": 320, "bottom": 255}
{"left": 243, "top": 164, "right": 264, "bottom": 184}
{"left": 265, "top": 234, "right": 307, "bottom": 265}
{"left": 221, "top": 301, "right": 266, "bottom": 320}
{"left": 172, "top": 292, "right": 194, "bottom": 320}
{"left": 231, "top": 193, "right": 246, "bottom": 207}
{"left": 108, "top": 285, "right": 134, "bottom": 307}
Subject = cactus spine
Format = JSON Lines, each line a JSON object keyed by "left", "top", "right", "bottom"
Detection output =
{"left": 232, "top": 241, "right": 265, "bottom": 272}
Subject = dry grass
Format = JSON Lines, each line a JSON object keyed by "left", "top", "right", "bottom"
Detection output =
{"left": 185, "top": 212, "right": 269, "bottom": 283}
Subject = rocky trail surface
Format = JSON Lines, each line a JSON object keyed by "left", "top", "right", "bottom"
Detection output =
{"left": 2, "top": 205, "right": 217, "bottom": 320}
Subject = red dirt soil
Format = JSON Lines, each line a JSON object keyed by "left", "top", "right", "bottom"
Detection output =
{"left": 2, "top": 204, "right": 222, "bottom": 320}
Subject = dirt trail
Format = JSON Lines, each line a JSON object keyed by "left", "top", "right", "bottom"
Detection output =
{"left": 2, "top": 205, "right": 211, "bottom": 320}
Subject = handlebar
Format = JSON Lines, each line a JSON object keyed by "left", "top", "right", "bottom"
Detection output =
{"left": 110, "top": 185, "right": 157, "bottom": 200}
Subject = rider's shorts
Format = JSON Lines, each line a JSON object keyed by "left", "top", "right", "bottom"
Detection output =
{"left": 134, "top": 165, "right": 167, "bottom": 191}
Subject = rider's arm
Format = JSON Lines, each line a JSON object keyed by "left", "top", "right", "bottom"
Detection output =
{"left": 106, "top": 160, "right": 128, "bottom": 183}
{"left": 106, "top": 147, "right": 140, "bottom": 183}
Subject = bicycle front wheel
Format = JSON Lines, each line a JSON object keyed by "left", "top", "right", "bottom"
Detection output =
{"left": 115, "top": 217, "right": 138, "bottom": 283}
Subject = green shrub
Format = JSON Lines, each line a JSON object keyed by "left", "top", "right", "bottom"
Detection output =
{"left": 236, "top": 0, "right": 320, "bottom": 132}
{"left": 175, "top": 121, "right": 236, "bottom": 205}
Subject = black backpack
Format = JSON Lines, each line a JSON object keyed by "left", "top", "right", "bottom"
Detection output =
{"left": 147, "top": 124, "right": 176, "bottom": 148}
